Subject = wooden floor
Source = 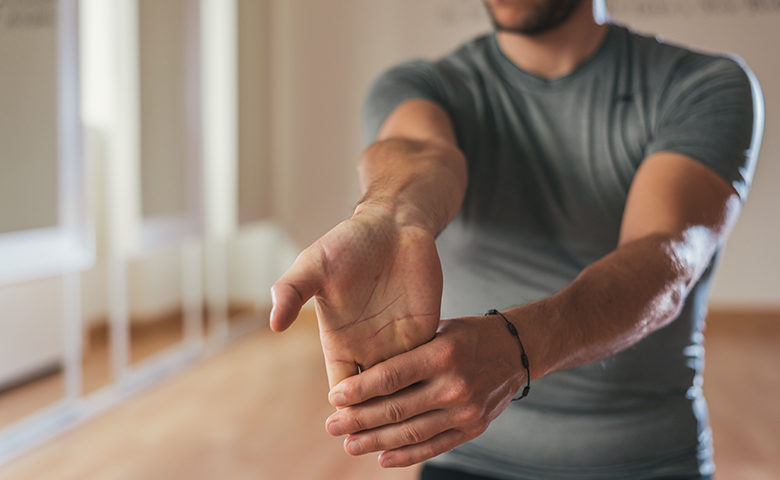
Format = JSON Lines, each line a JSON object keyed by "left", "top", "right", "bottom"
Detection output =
{"left": 0, "top": 310, "right": 778, "bottom": 480}
{"left": 0, "top": 307, "right": 257, "bottom": 429}
{"left": 0, "top": 314, "right": 187, "bottom": 429}
{"left": 703, "top": 311, "right": 780, "bottom": 480}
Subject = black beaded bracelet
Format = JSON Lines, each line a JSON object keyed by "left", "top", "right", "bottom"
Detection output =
{"left": 486, "top": 309, "right": 530, "bottom": 401}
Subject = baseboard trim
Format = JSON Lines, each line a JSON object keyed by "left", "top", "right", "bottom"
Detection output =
{"left": 707, "top": 307, "right": 780, "bottom": 324}
{"left": 706, "top": 307, "right": 780, "bottom": 336}
{"left": 85, "top": 302, "right": 270, "bottom": 345}
{"left": 0, "top": 363, "right": 62, "bottom": 396}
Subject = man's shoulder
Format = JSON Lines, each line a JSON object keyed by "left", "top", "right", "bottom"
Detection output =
{"left": 376, "top": 34, "right": 496, "bottom": 101}
{"left": 396, "top": 34, "right": 496, "bottom": 86}
{"left": 620, "top": 24, "right": 751, "bottom": 88}
{"left": 437, "top": 34, "right": 495, "bottom": 66}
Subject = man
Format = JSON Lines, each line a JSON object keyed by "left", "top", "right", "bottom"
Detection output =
{"left": 270, "top": 0, "right": 763, "bottom": 478}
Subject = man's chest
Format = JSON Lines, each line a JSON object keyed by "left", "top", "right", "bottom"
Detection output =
{"left": 456, "top": 82, "right": 654, "bottom": 253}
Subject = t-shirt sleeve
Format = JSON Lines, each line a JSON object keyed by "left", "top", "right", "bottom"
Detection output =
{"left": 645, "top": 55, "right": 763, "bottom": 200}
{"left": 361, "top": 60, "right": 449, "bottom": 145}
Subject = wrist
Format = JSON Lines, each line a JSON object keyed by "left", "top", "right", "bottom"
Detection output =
{"left": 503, "top": 301, "right": 562, "bottom": 381}
{"left": 353, "top": 198, "right": 440, "bottom": 236}
{"left": 485, "top": 310, "right": 531, "bottom": 400}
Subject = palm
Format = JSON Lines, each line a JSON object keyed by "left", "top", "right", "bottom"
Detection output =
{"left": 271, "top": 213, "right": 442, "bottom": 388}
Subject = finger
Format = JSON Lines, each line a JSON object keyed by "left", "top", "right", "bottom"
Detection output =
{"left": 377, "top": 429, "right": 468, "bottom": 468}
{"left": 269, "top": 249, "right": 323, "bottom": 332}
{"left": 324, "top": 357, "right": 359, "bottom": 390}
{"left": 326, "top": 382, "right": 433, "bottom": 436}
{"left": 342, "top": 409, "right": 451, "bottom": 456}
{"left": 328, "top": 342, "right": 437, "bottom": 407}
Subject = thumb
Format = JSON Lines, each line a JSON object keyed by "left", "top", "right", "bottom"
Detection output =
{"left": 270, "top": 251, "right": 323, "bottom": 332}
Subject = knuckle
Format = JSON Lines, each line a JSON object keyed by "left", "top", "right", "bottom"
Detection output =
{"left": 443, "top": 376, "right": 471, "bottom": 404}
{"left": 379, "top": 365, "right": 402, "bottom": 394}
{"left": 436, "top": 387, "right": 454, "bottom": 405}
{"left": 402, "top": 424, "right": 425, "bottom": 445}
{"left": 424, "top": 441, "right": 442, "bottom": 460}
{"left": 348, "top": 410, "right": 366, "bottom": 432}
{"left": 383, "top": 400, "right": 405, "bottom": 423}
{"left": 438, "top": 383, "right": 460, "bottom": 405}
{"left": 456, "top": 405, "right": 482, "bottom": 424}
{"left": 432, "top": 339, "right": 457, "bottom": 368}
{"left": 366, "top": 434, "right": 381, "bottom": 452}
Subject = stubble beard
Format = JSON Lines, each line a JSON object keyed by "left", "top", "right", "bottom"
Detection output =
{"left": 484, "top": 0, "right": 585, "bottom": 36}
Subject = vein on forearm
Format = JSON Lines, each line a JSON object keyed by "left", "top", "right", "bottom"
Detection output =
{"left": 519, "top": 228, "right": 719, "bottom": 379}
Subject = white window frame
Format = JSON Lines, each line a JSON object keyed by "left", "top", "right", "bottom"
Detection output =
{"left": 0, "top": 0, "right": 93, "bottom": 286}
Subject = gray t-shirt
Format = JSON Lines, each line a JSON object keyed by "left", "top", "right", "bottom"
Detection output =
{"left": 362, "top": 24, "right": 761, "bottom": 479}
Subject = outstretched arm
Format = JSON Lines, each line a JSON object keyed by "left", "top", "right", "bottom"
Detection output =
{"left": 525, "top": 151, "right": 742, "bottom": 376}
{"left": 324, "top": 152, "right": 742, "bottom": 467}
{"left": 270, "top": 99, "right": 467, "bottom": 388}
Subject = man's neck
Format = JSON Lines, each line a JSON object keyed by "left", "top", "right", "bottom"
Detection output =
{"left": 496, "top": 3, "right": 609, "bottom": 80}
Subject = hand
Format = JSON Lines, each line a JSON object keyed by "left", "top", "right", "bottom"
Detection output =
{"left": 270, "top": 204, "right": 443, "bottom": 388}
{"left": 323, "top": 315, "right": 528, "bottom": 468}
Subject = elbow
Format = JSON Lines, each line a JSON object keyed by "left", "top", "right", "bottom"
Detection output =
{"left": 649, "top": 278, "right": 687, "bottom": 329}
{"left": 651, "top": 228, "right": 718, "bottom": 325}
{"left": 662, "top": 226, "right": 719, "bottom": 290}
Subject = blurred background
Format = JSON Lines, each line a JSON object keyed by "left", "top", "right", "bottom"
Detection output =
{"left": 0, "top": 0, "right": 777, "bottom": 479}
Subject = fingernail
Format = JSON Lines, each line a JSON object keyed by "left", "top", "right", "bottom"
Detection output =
{"left": 346, "top": 437, "right": 363, "bottom": 455}
{"left": 329, "top": 391, "right": 347, "bottom": 407}
{"left": 326, "top": 417, "right": 343, "bottom": 435}
{"left": 379, "top": 453, "right": 394, "bottom": 468}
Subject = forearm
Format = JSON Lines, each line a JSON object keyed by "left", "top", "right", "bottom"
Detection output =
{"left": 511, "top": 230, "right": 717, "bottom": 379}
{"left": 356, "top": 138, "right": 467, "bottom": 236}
{"left": 321, "top": 233, "right": 712, "bottom": 464}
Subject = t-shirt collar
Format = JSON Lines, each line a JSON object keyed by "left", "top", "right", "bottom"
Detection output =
{"left": 488, "top": 23, "right": 622, "bottom": 91}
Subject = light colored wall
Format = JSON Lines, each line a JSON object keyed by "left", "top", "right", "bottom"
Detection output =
{"left": 138, "top": 0, "right": 189, "bottom": 219}
{"left": 237, "top": 0, "right": 273, "bottom": 223}
{"left": 0, "top": 279, "right": 64, "bottom": 386}
{"left": 0, "top": 1, "right": 59, "bottom": 233}
{"left": 269, "top": 0, "right": 491, "bottom": 247}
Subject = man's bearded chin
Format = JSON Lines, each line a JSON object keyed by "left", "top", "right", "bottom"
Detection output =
{"left": 484, "top": 0, "right": 585, "bottom": 36}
